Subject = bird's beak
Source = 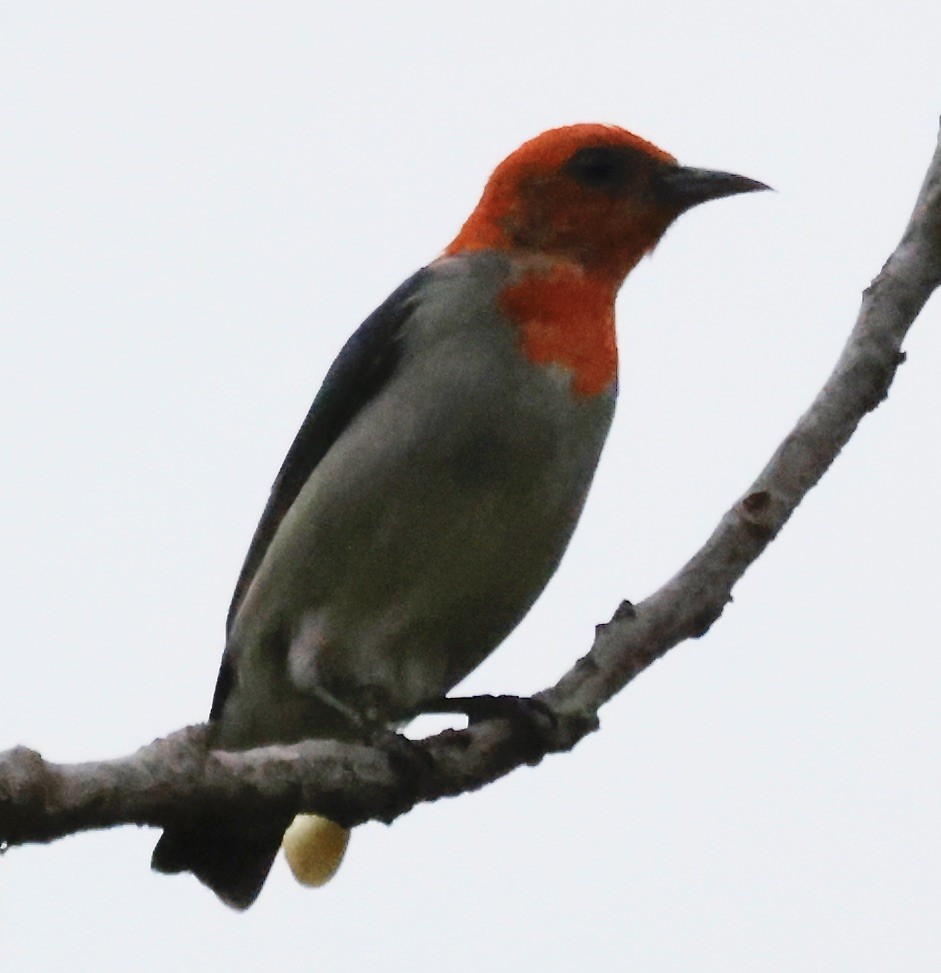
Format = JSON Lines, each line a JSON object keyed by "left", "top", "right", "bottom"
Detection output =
{"left": 656, "top": 165, "right": 771, "bottom": 211}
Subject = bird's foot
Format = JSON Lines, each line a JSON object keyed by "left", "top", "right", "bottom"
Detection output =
{"left": 307, "top": 683, "right": 398, "bottom": 741}
{"left": 419, "top": 694, "right": 558, "bottom": 763}
{"left": 422, "top": 692, "right": 556, "bottom": 727}
{"left": 365, "top": 727, "right": 435, "bottom": 821}
{"left": 306, "top": 684, "right": 434, "bottom": 815}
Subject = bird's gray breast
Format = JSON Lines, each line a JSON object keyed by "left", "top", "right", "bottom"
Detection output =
{"left": 227, "top": 254, "right": 616, "bottom": 738}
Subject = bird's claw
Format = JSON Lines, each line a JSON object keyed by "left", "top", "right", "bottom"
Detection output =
{"left": 368, "top": 729, "right": 435, "bottom": 819}
{"left": 420, "top": 693, "right": 558, "bottom": 762}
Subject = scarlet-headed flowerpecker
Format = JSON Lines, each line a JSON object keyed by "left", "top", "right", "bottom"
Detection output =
{"left": 152, "top": 124, "right": 767, "bottom": 908}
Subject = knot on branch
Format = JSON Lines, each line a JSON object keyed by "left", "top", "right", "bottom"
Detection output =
{"left": 739, "top": 489, "right": 775, "bottom": 539}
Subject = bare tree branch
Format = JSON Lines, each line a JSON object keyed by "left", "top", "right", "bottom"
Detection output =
{"left": 2, "top": 122, "right": 940, "bottom": 853}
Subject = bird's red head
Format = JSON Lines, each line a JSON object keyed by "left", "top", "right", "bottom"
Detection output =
{"left": 446, "top": 124, "right": 767, "bottom": 287}
{"left": 444, "top": 125, "right": 766, "bottom": 397}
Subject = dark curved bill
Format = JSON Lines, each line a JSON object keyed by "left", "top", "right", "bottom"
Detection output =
{"left": 656, "top": 165, "right": 771, "bottom": 211}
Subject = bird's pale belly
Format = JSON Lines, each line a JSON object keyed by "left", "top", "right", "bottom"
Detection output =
{"left": 223, "top": 397, "right": 609, "bottom": 745}
{"left": 271, "top": 444, "right": 584, "bottom": 711}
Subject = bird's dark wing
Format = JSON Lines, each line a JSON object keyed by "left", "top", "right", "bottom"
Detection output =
{"left": 209, "top": 269, "right": 430, "bottom": 719}
{"left": 159, "top": 264, "right": 428, "bottom": 901}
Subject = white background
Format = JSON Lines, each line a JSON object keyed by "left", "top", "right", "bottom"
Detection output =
{"left": 2, "top": 3, "right": 940, "bottom": 970}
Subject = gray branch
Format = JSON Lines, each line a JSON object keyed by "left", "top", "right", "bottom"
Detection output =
{"left": 3, "top": 122, "right": 941, "bottom": 852}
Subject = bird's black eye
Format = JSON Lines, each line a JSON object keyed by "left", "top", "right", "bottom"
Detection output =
{"left": 563, "top": 146, "right": 631, "bottom": 193}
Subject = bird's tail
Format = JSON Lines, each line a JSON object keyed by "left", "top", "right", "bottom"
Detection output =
{"left": 151, "top": 822, "right": 283, "bottom": 910}
{"left": 151, "top": 813, "right": 349, "bottom": 909}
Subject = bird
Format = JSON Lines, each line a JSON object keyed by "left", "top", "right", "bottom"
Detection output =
{"left": 151, "top": 123, "right": 767, "bottom": 909}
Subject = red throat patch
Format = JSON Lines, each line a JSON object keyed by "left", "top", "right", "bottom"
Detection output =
{"left": 499, "top": 263, "right": 618, "bottom": 398}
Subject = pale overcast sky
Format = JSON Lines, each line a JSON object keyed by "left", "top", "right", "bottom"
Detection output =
{"left": 2, "top": 3, "right": 940, "bottom": 971}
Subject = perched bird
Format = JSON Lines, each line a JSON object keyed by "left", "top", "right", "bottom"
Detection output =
{"left": 152, "top": 123, "right": 767, "bottom": 909}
